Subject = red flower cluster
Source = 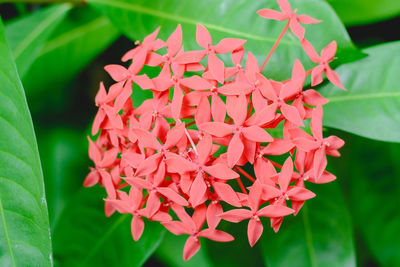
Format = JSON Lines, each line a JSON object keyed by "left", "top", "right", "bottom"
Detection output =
{"left": 85, "top": 0, "right": 345, "bottom": 261}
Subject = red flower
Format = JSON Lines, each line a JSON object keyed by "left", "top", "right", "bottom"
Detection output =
{"left": 86, "top": 0, "right": 345, "bottom": 260}
{"left": 219, "top": 181, "right": 294, "bottom": 246}
{"left": 257, "top": 0, "right": 321, "bottom": 40}
{"left": 162, "top": 204, "right": 234, "bottom": 261}
{"left": 301, "top": 39, "right": 346, "bottom": 89}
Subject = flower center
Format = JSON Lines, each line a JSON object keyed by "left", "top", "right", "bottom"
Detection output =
{"left": 163, "top": 54, "right": 172, "bottom": 63}
{"left": 207, "top": 44, "right": 214, "bottom": 53}
{"left": 234, "top": 126, "right": 243, "bottom": 133}
{"left": 171, "top": 76, "right": 179, "bottom": 83}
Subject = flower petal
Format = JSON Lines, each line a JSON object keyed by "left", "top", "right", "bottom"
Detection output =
{"left": 165, "top": 122, "right": 186, "bottom": 149}
{"left": 167, "top": 24, "right": 182, "bottom": 56}
{"left": 257, "top": 204, "right": 294, "bottom": 217}
{"left": 247, "top": 219, "right": 263, "bottom": 247}
{"left": 200, "top": 122, "right": 234, "bottom": 137}
{"left": 183, "top": 236, "right": 201, "bottom": 261}
{"left": 162, "top": 221, "right": 191, "bottom": 235}
{"left": 104, "top": 64, "right": 128, "bottom": 82}
{"left": 206, "top": 202, "right": 223, "bottom": 229}
{"left": 208, "top": 52, "right": 225, "bottom": 84}
{"left": 325, "top": 66, "right": 346, "bottom": 90}
{"left": 219, "top": 209, "right": 252, "bottom": 223}
{"left": 227, "top": 133, "right": 244, "bottom": 168}
{"left": 213, "top": 181, "right": 241, "bottom": 207}
{"left": 189, "top": 172, "right": 208, "bottom": 208}
{"left": 321, "top": 41, "right": 337, "bottom": 61}
{"left": 242, "top": 126, "right": 273, "bottom": 143}
{"left": 158, "top": 187, "right": 188, "bottom": 206}
{"left": 195, "top": 96, "right": 211, "bottom": 125}
{"left": 196, "top": 24, "right": 212, "bottom": 48}
{"left": 297, "top": 14, "right": 322, "bottom": 24}
{"left": 257, "top": 9, "right": 287, "bottom": 21}
{"left": 204, "top": 164, "right": 239, "bottom": 180}
{"left": 313, "top": 148, "right": 327, "bottom": 179}
{"left": 131, "top": 215, "right": 144, "bottom": 241}
{"left": 214, "top": 38, "right": 246, "bottom": 54}
{"left": 211, "top": 95, "right": 226, "bottom": 122}
{"left": 280, "top": 103, "right": 304, "bottom": 126}
{"left": 278, "top": 157, "right": 294, "bottom": 192}
{"left": 199, "top": 229, "right": 234, "bottom": 242}
{"left": 303, "top": 89, "right": 329, "bottom": 106}
{"left": 287, "top": 187, "right": 316, "bottom": 201}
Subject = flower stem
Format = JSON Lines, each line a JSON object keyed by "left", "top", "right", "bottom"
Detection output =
{"left": 235, "top": 166, "right": 255, "bottom": 182}
{"left": 260, "top": 20, "right": 290, "bottom": 72}
{"left": 177, "top": 119, "right": 198, "bottom": 155}
{"left": 264, "top": 157, "right": 282, "bottom": 169}
{"left": 236, "top": 178, "right": 247, "bottom": 194}
{"left": 185, "top": 128, "right": 198, "bottom": 155}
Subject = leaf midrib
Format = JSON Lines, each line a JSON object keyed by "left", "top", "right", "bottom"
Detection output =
{"left": 80, "top": 213, "right": 129, "bottom": 265}
{"left": 0, "top": 198, "right": 16, "bottom": 267}
{"left": 41, "top": 16, "right": 111, "bottom": 55}
{"left": 88, "top": 0, "right": 297, "bottom": 46}
{"left": 12, "top": 4, "right": 70, "bottom": 59}
{"left": 302, "top": 205, "right": 317, "bottom": 267}
{"left": 327, "top": 91, "right": 400, "bottom": 102}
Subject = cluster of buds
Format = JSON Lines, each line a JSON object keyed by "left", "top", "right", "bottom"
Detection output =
{"left": 85, "top": 0, "right": 345, "bottom": 261}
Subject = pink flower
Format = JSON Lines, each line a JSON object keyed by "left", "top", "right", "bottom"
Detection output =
{"left": 86, "top": 0, "right": 345, "bottom": 260}
{"left": 219, "top": 181, "right": 294, "bottom": 246}
{"left": 301, "top": 39, "right": 346, "bottom": 89}
{"left": 162, "top": 204, "right": 234, "bottom": 261}
{"left": 257, "top": 0, "right": 321, "bottom": 40}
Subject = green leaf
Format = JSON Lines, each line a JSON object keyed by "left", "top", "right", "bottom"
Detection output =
{"left": 37, "top": 128, "right": 89, "bottom": 229}
{"left": 88, "top": 0, "right": 361, "bottom": 80}
{"left": 0, "top": 19, "right": 52, "bottom": 267}
{"left": 22, "top": 7, "right": 119, "bottom": 109}
{"left": 206, "top": 221, "right": 264, "bottom": 267}
{"left": 5, "top": 4, "right": 71, "bottom": 77}
{"left": 261, "top": 182, "right": 356, "bottom": 267}
{"left": 155, "top": 233, "right": 213, "bottom": 267}
{"left": 331, "top": 133, "right": 400, "bottom": 267}
{"left": 320, "top": 41, "right": 400, "bottom": 143}
{"left": 326, "top": 0, "right": 400, "bottom": 26}
{"left": 52, "top": 186, "right": 165, "bottom": 267}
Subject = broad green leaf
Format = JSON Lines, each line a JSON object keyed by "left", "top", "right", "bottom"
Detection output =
{"left": 37, "top": 128, "right": 89, "bottom": 230}
{"left": 0, "top": 19, "right": 52, "bottom": 266}
{"left": 88, "top": 0, "right": 361, "bottom": 80}
{"left": 327, "top": 0, "right": 400, "bottom": 26}
{"left": 52, "top": 186, "right": 165, "bottom": 267}
{"left": 206, "top": 220, "right": 264, "bottom": 267}
{"left": 261, "top": 182, "right": 356, "bottom": 267}
{"left": 331, "top": 133, "right": 400, "bottom": 267}
{"left": 5, "top": 4, "right": 71, "bottom": 77}
{"left": 155, "top": 233, "right": 213, "bottom": 267}
{"left": 22, "top": 7, "right": 119, "bottom": 111}
{"left": 320, "top": 41, "right": 400, "bottom": 143}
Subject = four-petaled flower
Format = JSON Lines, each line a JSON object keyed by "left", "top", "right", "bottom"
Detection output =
{"left": 257, "top": 0, "right": 321, "bottom": 40}
{"left": 86, "top": 0, "right": 345, "bottom": 261}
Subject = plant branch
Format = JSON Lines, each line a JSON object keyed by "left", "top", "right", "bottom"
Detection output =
{"left": 260, "top": 20, "right": 290, "bottom": 72}
{"left": 235, "top": 166, "right": 256, "bottom": 182}
{"left": 236, "top": 178, "right": 247, "bottom": 194}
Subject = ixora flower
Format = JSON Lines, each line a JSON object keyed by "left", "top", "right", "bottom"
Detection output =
{"left": 85, "top": 0, "right": 345, "bottom": 261}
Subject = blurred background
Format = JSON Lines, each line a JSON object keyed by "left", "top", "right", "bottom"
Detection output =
{"left": 0, "top": 1, "right": 399, "bottom": 266}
